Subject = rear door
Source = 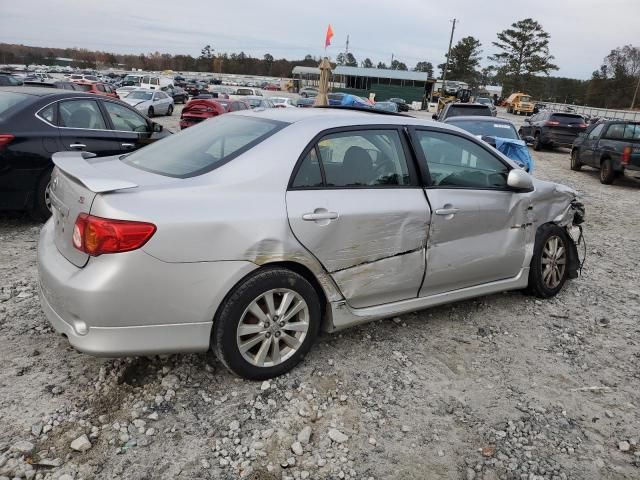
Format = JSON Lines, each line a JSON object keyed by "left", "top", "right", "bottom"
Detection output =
{"left": 101, "top": 100, "right": 155, "bottom": 152}
{"left": 286, "top": 127, "right": 430, "bottom": 308}
{"left": 57, "top": 98, "right": 120, "bottom": 156}
{"left": 411, "top": 128, "right": 529, "bottom": 296}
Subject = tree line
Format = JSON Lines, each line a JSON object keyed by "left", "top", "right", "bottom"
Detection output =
{"left": 2, "top": 19, "right": 638, "bottom": 109}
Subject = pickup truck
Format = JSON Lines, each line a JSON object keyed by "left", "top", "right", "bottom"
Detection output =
{"left": 570, "top": 120, "right": 640, "bottom": 184}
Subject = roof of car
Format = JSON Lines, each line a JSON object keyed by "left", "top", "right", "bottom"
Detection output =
{"left": 0, "top": 86, "right": 94, "bottom": 97}
{"left": 444, "top": 116, "right": 514, "bottom": 124}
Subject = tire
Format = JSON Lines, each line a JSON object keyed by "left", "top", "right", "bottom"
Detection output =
{"left": 212, "top": 267, "right": 321, "bottom": 380}
{"left": 147, "top": 106, "right": 154, "bottom": 117}
{"left": 527, "top": 224, "right": 570, "bottom": 298}
{"left": 166, "top": 105, "right": 173, "bottom": 116}
{"left": 28, "top": 169, "right": 52, "bottom": 222}
{"left": 533, "top": 133, "right": 542, "bottom": 151}
{"left": 570, "top": 149, "right": 582, "bottom": 171}
{"left": 599, "top": 158, "right": 615, "bottom": 184}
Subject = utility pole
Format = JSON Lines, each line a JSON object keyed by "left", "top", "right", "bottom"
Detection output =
{"left": 391, "top": 53, "right": 394, "bottom": 68}
{"left": 345, "top": 35, "right": 350, "bottom": 54}
{"left": 441, "top": 18, "right": 457, "bottom": 95}
{"left": 631, "top": 74, "right": 640, "bottom": 110}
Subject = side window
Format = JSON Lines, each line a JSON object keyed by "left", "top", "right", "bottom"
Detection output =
{"left": 604, "top": 123, "right": 624, "bottom": 139}
{"left": 104, "top": 102, "right": 149, "bottom": 132}
{"left": 39, "top": 104, "right": 55, "bottom": 124}
{"left": 151, "top": 78, "right": 159, "bottom": 86}
{"left": 316, "top": 130, "right": 411, "bottom": 187}
{"left": 142, "top": 76, "right": 150, "bottom": 84}
{"left": 416, "top": 131, "right": 509, "bottom": 189}
{"left": 58, "top": 100, "right": 106, "bottom": 129}
{"left": 588, "top": 124, "right": 604, "bottom": 140}
{"left": 291, "top": 148, "right": 323, "bottom": 188}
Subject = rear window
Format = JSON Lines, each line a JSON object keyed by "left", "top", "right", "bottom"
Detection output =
{"left": 0, "top": 91, "right": 30, "bottom": 120}
{"left": 447, "top": 119, "right": 518, "bottom": 139}
{"left": 75, "top": 84, "right": 92, "bottom": 92}
{"left": 122, "top": 115, "right": 287, "bottom": 178}
{"left": 549, "top": 114, "right": 584, "bottom": 124}
{"left": 447, "top": 106, "right": 491, "bottom": 118}
{"left": 235, "top": 88, "right": 253, "bottom": 96}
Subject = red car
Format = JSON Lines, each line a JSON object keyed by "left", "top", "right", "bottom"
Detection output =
{"left": 73, "top": 81, "right": 119, "bottom": 99}
{"left": 263, "top": 83, "right": 281, "bottom": 91}
{"left": 179, "top": 98, "right": 250, "bottom": 129}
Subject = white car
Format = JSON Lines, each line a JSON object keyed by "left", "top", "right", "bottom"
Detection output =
{"left": 121, "top": 89, "right": 174, "bottom": 117}
{"left": 269, "top": 97, "right": 297, "bottom": 108}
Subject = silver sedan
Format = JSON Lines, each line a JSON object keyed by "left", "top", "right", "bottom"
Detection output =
{"left": 38, "top": 108, "right": 585, "bottom": 379}
{"left": 120, "top": 88, "right": 174, "bottom": 117}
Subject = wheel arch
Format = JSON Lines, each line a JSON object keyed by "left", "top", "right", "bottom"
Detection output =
{"left": 535, "top": 221, "right": 580, "bottom": 280}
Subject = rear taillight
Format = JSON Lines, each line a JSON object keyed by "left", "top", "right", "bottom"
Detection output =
{"left": 545, "top": 121, "right": 560, "bottom": 126}
{"left": 622, "top": 146, "right": 632, "bottom": 165}
{"left": 72, "top": 214, "right": 156, "bottom": 256}
{"left": 577, "top": 123, "right": 588, "bottom": 128}
{"left": 0, "top": 134, "right": 15, "bottom": 149}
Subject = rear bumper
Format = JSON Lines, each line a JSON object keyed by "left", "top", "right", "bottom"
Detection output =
{"left": 37, "top": 220, "right": 258, "bottom": 356}
{"left": 541, "top": 130, "right": 580, "bottom": 147}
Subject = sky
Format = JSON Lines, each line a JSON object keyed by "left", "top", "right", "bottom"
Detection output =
{"left": 1, "top": 0, "right": 639, "bottom": 79}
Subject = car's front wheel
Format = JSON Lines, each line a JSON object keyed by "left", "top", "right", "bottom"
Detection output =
{"left": 212, "top": 267, "right": 321, "bottom": 380}
{"left": 570, "top": 149, "right": 582, "bottom": 171}
{"left": 528, "top": 224, "right": 570, "bottom": 298}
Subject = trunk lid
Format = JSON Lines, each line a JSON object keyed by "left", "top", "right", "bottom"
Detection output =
{"left": 50, "top": 151, "right": 168, "bottom": 268}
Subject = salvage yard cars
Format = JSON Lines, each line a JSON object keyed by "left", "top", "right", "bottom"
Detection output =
{"left": 37, "top": 108, "right": 585, "bottom": 380}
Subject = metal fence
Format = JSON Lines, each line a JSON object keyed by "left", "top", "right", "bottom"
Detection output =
{"left": 543, "top": 102, "right": 640, "bottom": 122}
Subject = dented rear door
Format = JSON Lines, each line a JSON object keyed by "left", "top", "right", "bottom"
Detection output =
{"left": 286, "top": 127, "right": 430, "bottom": 309}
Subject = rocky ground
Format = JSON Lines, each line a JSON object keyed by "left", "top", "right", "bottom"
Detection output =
{"left": 1, "top": 109, "right": 639, "bottom": 480}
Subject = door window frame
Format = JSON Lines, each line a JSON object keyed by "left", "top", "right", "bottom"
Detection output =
{"left": 287, "top": 125, "right": 421, "bottom": 190}
{"left": 408, "top": 126, "right": 515, "bottom": 192}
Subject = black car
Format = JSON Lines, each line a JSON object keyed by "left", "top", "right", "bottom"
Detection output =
{"left": 434, "top": 102, "right": 493, "bottom": 121}
{"left": 519, "top": 111, "right": 588, "bottom": 151}
{"left": 571, "top": 120, "right": 640, "bottom": 184}
{"left": 0, "top": 74, "right": 23, "bottom": 86}
{"left": 162, "top": 85, "right": 189, "bottom": 104}
{"left": 0, "top": 87, "right": 170, "bottom": 221}
{"left": 388, "top": 97, "right": 410, "bottom": 112}
{"left": 23, "top": 80, "right": 82, "bottom": 91}
{"left": 185, "top": 82, "right": 208, "bottom": 96}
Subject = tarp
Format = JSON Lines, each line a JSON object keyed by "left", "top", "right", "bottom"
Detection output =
{"left": 340, "top": 94, "right": 372, "bottom": 108}
{"left": 494, "top": 138, "right": 535, "bottom": 173}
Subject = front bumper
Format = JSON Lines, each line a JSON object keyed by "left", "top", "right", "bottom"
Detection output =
{"left": 37, "top": 220, "right": 257, "bottom": 356}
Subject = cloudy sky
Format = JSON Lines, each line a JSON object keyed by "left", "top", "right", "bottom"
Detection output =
{"left": 1, "top": 0, "right": 638, "bottom": 79}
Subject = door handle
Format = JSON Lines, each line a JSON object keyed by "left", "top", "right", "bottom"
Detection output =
{"left": 435, "top": 208, "right": 460, "bottom": 216}
{"left": 69, "top": 143, "right": 86, "bottom": 150}
{"left": 302, "top": 212, "right": 338, "bottom": 221}
{"left": 121, "top": 143, "right": 135, "bottom": 149}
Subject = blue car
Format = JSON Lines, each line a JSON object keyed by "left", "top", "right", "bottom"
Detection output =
{"left": 444, "top": 116, "right": 535, "bottom": 172}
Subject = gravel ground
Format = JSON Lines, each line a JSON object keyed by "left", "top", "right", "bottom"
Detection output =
{"left": 1, "top": 107, "right": 639, "bottom": 480}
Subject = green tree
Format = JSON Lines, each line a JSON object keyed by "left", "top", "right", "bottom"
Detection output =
{"left": 376, "top": 61, "right": 387, "bottom": 69}
{"left": 414, "top": 61, "right": 434, "bottom": 77}
{"left": 490, "top": 18, "right": 557, "bottom": 91}
{"left": 446, "top": 36, "right": 482, "bottom": 85}
{"left": 263, "top": 53, "right": 274, "bottom": 75}
{"left": 390, "top": 59, "right": 408, "bottom": 70}
{"left": 362, "top": 58, "right": 373, "bottom": 68}
{"left": 336, "top": 52, "right": 346, "bottom": 65}
{"left": 344, "top": 53, "right": 358, "bottom": 67}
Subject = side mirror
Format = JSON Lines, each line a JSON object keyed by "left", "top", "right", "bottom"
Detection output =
{"left": 507, "top": 169, "right": 534, "bottom": 192}
{"left": 432, "top": 113, "right": 438, "bottom": 120}
{"left": 152, "top": 122, "right": 163, "bottom": 133}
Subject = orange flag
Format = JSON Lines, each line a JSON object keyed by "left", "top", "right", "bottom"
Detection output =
{"left": 325, "top": 24, "right": 334, "bottom": 48}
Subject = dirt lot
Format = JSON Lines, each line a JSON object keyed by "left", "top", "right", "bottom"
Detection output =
{"left": 1, "top": 108, "right": 639, "bottom": 480}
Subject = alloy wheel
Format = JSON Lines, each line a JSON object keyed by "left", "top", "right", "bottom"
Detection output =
{"left": 236, "top": 289, "right": 310, "bottom": 368}
{"left": 44, "top": 180, "right": 52, "bottom": 212}
{"left": 541, "top": 235, "right": 566, "bottom": 289}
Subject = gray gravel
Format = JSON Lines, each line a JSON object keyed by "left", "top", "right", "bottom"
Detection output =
{"left": 1, "top": 108, "right": 639, "bottom": 479}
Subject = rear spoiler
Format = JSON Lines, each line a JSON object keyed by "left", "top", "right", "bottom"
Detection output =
{"left": 52, "top": 151, "right": 138, "bottom": 193}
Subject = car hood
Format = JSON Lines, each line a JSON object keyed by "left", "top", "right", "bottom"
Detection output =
{"left": 530, "top": 177, "right": 581, "bottom": 228}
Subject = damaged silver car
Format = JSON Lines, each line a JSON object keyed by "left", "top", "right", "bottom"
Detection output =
{"left": 37, "top": 108, "right": 585, "bottom": 379}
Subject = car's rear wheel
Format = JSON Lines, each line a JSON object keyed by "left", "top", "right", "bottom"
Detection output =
{"left": 533, "top": 133, "right": 542, "bottom": 151}
{"left": 28, "top": 169, "right": 52, "bottom": 222}
{"left": 147, "top": 106, "right": 154, "bottom": 117}
{"left": 212, "top": 267, "right": 321, "bottom": 380}
{"left": 528, "top": 224, "right": 570, "bottom": 298}
{"left": 570, "top": 149, "right": 582, "bottom": 171}
{"left": 599, "top": 158, "right": 615, "bottom": 184}
{"left": 166, "top": 105, "right": 173, "bottom": 116}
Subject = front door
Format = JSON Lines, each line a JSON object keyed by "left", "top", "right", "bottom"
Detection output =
{"left": 286, "top": 128, "right": 430, "bottom": 308}
{"left": 581, "top": 123, "right": 605, "bottom": 167}
{"left": 57, "top": 98, "right": 120, "bottom": 156}
{"left": 412, "top": 129, "right": 530, "bottom": 297}
{"left": 101, "top": 100, "right": 155, "bottom": 152}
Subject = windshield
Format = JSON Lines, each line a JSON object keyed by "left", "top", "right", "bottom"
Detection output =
{"left": 123, "top": 116, "right": 287, "bottom": 178}
{"left": 520, "top": 96, "right": 531, "bottom": 102}
{"left": 0, "top": 91, "right": 29, "bottom": 120}
{"left": 127, "top": 91, "right": 153, "bottom": 101}
{"left": 235, "top": 88, "right": 254, "bottom": 95}
{"left": 476, "top": 97, "right": 492, "bottom": 105}
{"left": 447, "top": 106, "right": 492, "bottom": 118}
{"left": 449, "top": 120, "right": 518, "bottom": 139}
{"left": 123, "top": 75, "right": 142, "bottom": 86}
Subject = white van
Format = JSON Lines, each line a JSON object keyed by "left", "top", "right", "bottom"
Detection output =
{"left": 140, "top": 75, "right": 173, "bottom": 90}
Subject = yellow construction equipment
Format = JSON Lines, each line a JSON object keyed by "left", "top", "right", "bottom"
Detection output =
{"left": 505, "top": 93, "right": 534, "bottom": 115}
